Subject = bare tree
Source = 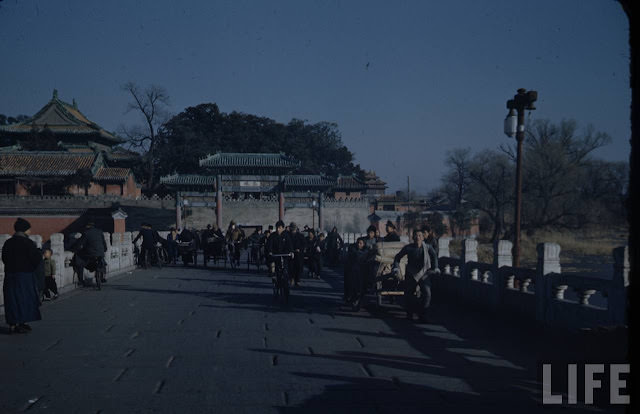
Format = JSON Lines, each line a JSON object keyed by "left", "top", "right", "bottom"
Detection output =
{"left": 438, "top": 148, "right": 473, "bottom": 237}
{"left": 468, "top": 150, "right": 513, "bottom": 242}
{"left": 521, "top": 119, "right": 611, "bottom": 232}
{"left": 120, "top": 82, "right": 170, "bottom": 191}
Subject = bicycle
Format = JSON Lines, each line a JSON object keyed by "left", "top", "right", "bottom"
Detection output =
{"left": 271, "top": 253, "right": 293, "bottom": 304}
{"left": 228, "top": 242, "right": 242, "bottom": 270}
{"left": 90, "top": 256, "right": 107, "bottom": 291}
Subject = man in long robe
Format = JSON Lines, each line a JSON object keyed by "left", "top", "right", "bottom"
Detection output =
{"left": 2, "top": 218, "right": 43, "bottom": 334}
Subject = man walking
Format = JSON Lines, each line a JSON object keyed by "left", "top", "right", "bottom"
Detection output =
{"left": 392, "top": 228, "right": 437, "bottom": 323}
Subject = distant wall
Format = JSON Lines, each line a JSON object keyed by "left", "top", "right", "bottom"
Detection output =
{"left": 183, "top": 199, "right": 370, "bottom": 233}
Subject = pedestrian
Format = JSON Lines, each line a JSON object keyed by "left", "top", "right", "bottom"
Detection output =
{"left": 226, "top": 220, "right": 245, "bottom": 266}
{"left": 304, "top": 229, "right": 322, "bottom": 279}
{"left": 167, "top": 227, "right": 179, "bottom": 264}
{"left": 344, "top": 237, "right": 369, "bottom": 311}
{"left": 326, "top": 227, "right": 343, "bottom": 266}
{"left": 287, "top": 222, "right": 305, "bottom": 286}
{"left": 422, "top": 225, "right": 439, "bottom": 255}
{"left": 392, "top": 228, "right": 438, "bottom": 323}
{"left": 2, "top": 218, "right": 43, "bottom": 334}
{"left": 383, "top": 221, "right": 401, "bottom": 242}
{"left": 42, "top": 248, "right": 59, "bottom": 301}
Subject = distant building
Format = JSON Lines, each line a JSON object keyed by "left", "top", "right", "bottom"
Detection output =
{"left": 0, "top": 90, "right": 140, "bottom": 198}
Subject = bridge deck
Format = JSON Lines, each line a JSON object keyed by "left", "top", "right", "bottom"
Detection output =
{"left": 0, "top": 265, "right": 626, "bottom": 413}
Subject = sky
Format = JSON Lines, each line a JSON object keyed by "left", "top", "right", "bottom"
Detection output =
{"left": 0, "top": 0, "right": 630, "bottom": 193}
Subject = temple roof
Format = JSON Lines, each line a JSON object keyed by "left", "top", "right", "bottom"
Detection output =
{"left": 0, "top": 151, "right": 96, "bottom": 177}
{"left": 0, "top": 90, "right": 123, "bottom": 145}
{"left": 199, "top": 152, "right": 300, "bottom": 170}
{"left": 160, "top": 173, "right": 217, "bottom": 187}
{"left": 93, "top": 167, "right": 132, "bottom": 183}
{"left": 364, "top": 170, "right": 387, "bottom": 190}
{"left": 335, "top": 175, "right": 367, "bottom": 190}
{"left": 284, "top": 175, "right": 336, "bottom": 188}
{"left": 105, "top": 146, "right": 140, "bottom": 162}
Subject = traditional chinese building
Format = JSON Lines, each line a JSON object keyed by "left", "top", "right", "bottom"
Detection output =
{"left": 0, "top": 90, "right": 140, "bottom": 198}
{"left": 159, "top": 152, "right": 384, "bottom": 230}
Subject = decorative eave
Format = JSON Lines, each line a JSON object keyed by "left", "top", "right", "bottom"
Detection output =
{"left": 0, "top": 151, "right": 97, "bottom": 177}
{"left": 93, "top": 167, "right": 132, "bottom": 183}
{"left": 160, "top": 173, "right": 217, "bottom": 187}
{"left": 335, "top": 174, "right": 367, "bottom": 191}
{"left": 284, "top": 175, "right": 336, "bottom": 189}
{"left": 199, "top": 152, "right": 301, "bottom": 171}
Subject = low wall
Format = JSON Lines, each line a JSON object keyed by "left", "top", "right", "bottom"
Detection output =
{"left": 433, "top": 238, "right": 629, "bottom": 330}
{"left": 184, "top": 199, "right": 371, "bottom": 233}
{"left": 0, "top": 231, "right": 137, "bottom": 316}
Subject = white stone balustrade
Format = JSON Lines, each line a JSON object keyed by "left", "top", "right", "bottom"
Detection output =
{"left": 433, "top": 238, "right": 628, "bottom": 330}
{"left": 1, "top": 232, "right": 137, "bottom": 316}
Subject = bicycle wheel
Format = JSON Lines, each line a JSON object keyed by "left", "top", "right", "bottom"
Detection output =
{"left": 157, "top": 249, "right": 162, "bottom": 269}
{"left": 95, "top": 269, "right": 102, "bottom": 290}
{"left": 273, "top": 272, "right": 279, "bottom": 300}
{"left": 281, "top": 268, "right": 290, "bottom": 304}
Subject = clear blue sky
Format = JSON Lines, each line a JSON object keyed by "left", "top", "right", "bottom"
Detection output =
{"left": 0, "top": 0, "right": 630, "bottom": 193}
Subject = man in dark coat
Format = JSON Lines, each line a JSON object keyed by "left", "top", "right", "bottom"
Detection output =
{"left": 393, "top": 228, "right": 438, "bottom": 323}
{"left": 2, "top": 218, "right": 43, "bottom": 334}
{"left": 304, "top": 229, "right": 322, "bottom": 279}
{"left": 133, "top": 223, "right": 162, "bottom": 268}
{"left": 71, "top": 222, "right": 107, "bottom": 287}
{"left": 287, "top": 222, "right": 306, "bottom": 286}
{"left": 383, "top": 221, "right": 401, "bottom": 242}
{"left": 265, "top": 220, "right": 293, "bottom": 282}
{"left": 326, "top": 227, "right": 343, "bottom": 266}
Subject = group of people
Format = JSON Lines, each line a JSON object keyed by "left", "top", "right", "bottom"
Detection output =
{"left": 2, "top": 218, "right": 108, "bottom": 334}
{"left": 344, "top": 220, "right": 439, "bottom": 322}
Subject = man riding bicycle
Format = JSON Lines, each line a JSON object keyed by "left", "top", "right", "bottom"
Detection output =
{"left": 71, "top": 222, "right": 107, "bottom": 287}
{"left": 265, "top": 220, "right": 293, "bottom": 282}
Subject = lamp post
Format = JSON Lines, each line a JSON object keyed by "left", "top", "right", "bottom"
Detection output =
{"left": 504, "top": 88, "right": 537, "bottom": 267}
{"left": 311, "top": 199, "right": 317, "bottom": 230}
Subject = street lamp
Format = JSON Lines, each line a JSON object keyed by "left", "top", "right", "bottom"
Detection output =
{"left": 504, "top": 88, "right": 537, "bottom": 267}
{"left": 311, "top": 199, "right": 317, "bottom": 230}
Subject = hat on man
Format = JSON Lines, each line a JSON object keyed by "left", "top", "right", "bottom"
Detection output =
{"left": 14, "top": 217, "right": 31, "bottom": 232}
{"left": 289, "top": 222, "right": 297, "bottom": 230}
{"left": 275, "top": 220, "right": 285, "bottom": 228}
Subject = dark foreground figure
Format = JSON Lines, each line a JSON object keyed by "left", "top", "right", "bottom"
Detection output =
{"left": 2, "top": 218, "right": 42, "bottom": 334}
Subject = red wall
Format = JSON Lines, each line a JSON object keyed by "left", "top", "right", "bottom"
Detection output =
{"left": 0, "top": 216, "right": 81, "bottom": 242}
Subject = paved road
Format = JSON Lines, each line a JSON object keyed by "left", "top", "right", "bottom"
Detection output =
{"left": 0, "top": 264, "right": 627, "bottom": 413}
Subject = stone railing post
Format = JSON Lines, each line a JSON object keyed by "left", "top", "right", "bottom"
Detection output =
{"left": 462, "top": 239, "right": 478, "bottom": 280}
{"left": 491, "top": 240, "right": 512, "bottom": 309}
{"left": 438, "top": 237, "right": 451, "bottom": 258}
{"left": 609, "top": 246, "right": 629, "bottom": 325}
{"left": 536, "top": 243, "right": 561, "bottom": 325}
{"left": 103, "top": 232, "right": 112, "bottom": 273}
{"left": 50, "top": 233, "right": 65, "bottom": 288}
{"left": 29, "top": 234, "right": 43, "bottom": 249}
{"left": 122, "top": 232, "right": 133, "bottom": 268}
{"left": 494, "top": 240, "right": 513, "bottom": 268}
{"left": 111, "top": 233, "right": 122, "bottom": 272}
